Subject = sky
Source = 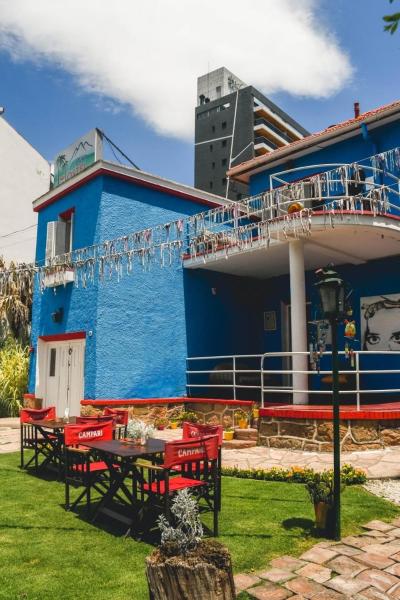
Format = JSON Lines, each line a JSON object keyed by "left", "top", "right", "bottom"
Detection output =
{"left": 0, "top": 0, "right": 399, "bottom": 189}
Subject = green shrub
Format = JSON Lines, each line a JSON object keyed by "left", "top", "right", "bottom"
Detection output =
{"left": 0, "top": 338, "right": 29, "bottom": 417}
{"left": 177, "top": 411, "right": 199, "bottom": 425}
{"left": 221, "top": 463, "right": 366, "bottom": 485}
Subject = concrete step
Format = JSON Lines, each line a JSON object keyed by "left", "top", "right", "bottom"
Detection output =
{"left": 222, "top": 439, "right": 257, "bottom": 450}
{"left": 234, "top": 427, "right": 258, "bottom": 441}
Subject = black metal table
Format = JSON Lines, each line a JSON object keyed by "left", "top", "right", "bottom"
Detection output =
{"left": 82, "top": 438, "right": 165, "bottom": 536}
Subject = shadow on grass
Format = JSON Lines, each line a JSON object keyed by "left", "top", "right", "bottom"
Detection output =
{"left": 281, "top": 517, "right": 320, "bottom": 537}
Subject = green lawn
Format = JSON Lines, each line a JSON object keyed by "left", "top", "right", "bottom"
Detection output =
{"left": 1, "top": 452, "right": 399, "bottom": 600}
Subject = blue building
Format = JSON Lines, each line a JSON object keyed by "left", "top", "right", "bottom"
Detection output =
{"left": 29, "top": 101, "right": 400, "bottom": 416}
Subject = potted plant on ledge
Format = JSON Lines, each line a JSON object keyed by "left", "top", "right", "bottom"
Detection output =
{"left": 223, "top": 415, "right": 234, "bottom": 441}
{"left": 155, "top": 417, "right": 168, "bottom": 431}
{"left": 235, "top": 409, "right": 248, "bottom": 430}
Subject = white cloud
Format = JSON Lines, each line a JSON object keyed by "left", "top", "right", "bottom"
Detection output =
{"left": 0, "top": 0, "right": 352, "bottom": 140}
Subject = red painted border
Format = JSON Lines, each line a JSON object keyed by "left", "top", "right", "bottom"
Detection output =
{"left": 34, "top": 167, "right": 222, "bottom": 213}
{"left": 59, "top": 207, "right": 75, "bottom": 219}
{"left": 81, "top": 397, "right": 253, "bottom": 407}
{"left": 260, "top": 402, "right": 400, "bottom": 421}
{"left": 39, "top": 331, "right": 86, "bottom": 342}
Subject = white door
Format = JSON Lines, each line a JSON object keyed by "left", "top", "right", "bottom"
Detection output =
{"left": 44, "top": 340, "right": 85, "bottom": 417}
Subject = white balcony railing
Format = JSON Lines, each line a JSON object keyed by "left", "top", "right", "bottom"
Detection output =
{"left": 186, "top": 351, "right": 400, "bottom": 411}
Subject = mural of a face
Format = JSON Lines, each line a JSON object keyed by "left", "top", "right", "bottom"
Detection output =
{"left": 364, "top": 306, "right": 400, "bottom": 351}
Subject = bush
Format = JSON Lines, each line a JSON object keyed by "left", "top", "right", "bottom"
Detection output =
{"left": 0, "top": 338, "right": 29, "bottom": 417}
{"left": 221, "top": 463, "right": 366, "bottom": 485}
{"left": 177, "top": 411, "right": 198, "bottom": 425}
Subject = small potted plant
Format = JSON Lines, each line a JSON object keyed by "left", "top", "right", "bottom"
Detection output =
{"left": 178, "top": 411, "right": 199, "bottom": 426}
{"left": 223, "top": 415, "right": 234, "bottom": 441}
{"left": 235, "top": 409, "right": 248, "bottom": 429}
{"left": 169, "top": 419, "right": 179, "bottom": 430}
{"left": 155, "top": 417, "right": 168, "bottom": 431}
{"left": 305, "top": 471, "right": 341, "bottom": 533}
{"left": 126, "top": 419, "right": 155, "bottom": 445}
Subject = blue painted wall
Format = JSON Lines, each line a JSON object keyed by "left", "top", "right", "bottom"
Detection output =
{"left": 30, "top": 175, "right": 214, "bottom": 399}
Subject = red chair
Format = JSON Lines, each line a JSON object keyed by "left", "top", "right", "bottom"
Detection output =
{"left": 182, "top": 422, "right": 223, "bottom": 510}
{"left": 103, "top": 407, "right": 129, "bottom": 438}
{"left": 20, "top": 406, "right": 56, "bottom": 470}
{"left": 64, "top": 420, "right": 113, "bottom": 515}
{"left": 137, "top": 435, "right": 219, "bottom": 537}
{"left": 76, "top": 416, "right": 114, "bottom": 424}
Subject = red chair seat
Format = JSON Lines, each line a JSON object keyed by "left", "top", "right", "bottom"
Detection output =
{"left": 143, "top": 476, "right": 206, "bottom": 495}
{"left": 73, "top": 461, "right": 109, "bottom": 473}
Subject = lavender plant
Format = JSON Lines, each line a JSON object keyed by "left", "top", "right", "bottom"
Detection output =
{"left": 157, "top": 489, "right": 203, "bottom": 555}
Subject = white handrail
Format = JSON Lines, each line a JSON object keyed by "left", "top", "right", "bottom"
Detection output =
{"left": 186, "top": 351, "right": 400, "bottom": 410}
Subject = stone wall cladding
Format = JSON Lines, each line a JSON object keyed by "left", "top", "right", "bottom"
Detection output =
{"left": 258, "top": 416, "right": 400, "bottom": 452}
{"left": 81, "top": 401, "right": 252, "bottom": 426}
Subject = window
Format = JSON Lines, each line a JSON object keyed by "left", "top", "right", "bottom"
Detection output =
{"left": 209, "top": 144, "right": 213, "bottom": 152}
{"left": 221, "top": 158, "right": 227, "bottom": 167}
{"left": 216, "top": 85, "right": 221, "bottom": 98}
{"left": 211, "top": 125, "right": 216, "bottom": 133}
{"left": 222, "top": 140, "right": 227, "bottom": 148}
{"left": 211, "top": 162, "right": 215, "bottom": 169}
{"left": 209, "top": 181, "right": 213, "bottom": 189}
{"left": 45, "top": 208, "right": 74, "bottom": 264}
{"left": 222, "top": 121, "right": 227, "bottom": 130}
{"left": 49, "top": 348, "right": 56, "bottom": 377}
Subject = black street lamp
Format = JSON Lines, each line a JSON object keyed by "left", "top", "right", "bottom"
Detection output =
{"left": 315, "top": 265, "right": 346, "bottom": 541}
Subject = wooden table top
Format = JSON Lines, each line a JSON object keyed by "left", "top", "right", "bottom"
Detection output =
{"left": 82, "top": 438, "right": 165, "bottom": 458}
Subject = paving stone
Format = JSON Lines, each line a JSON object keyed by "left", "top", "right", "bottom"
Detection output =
{"left": 354, "top": 587, "right": 393, "bottom": 599}
{"left": 284, "top": 576, "right": 325, "bottom": 598}
{"left": 332, "top": 543, "right": 363, "bottom": 556}
{"left": 234, "top": 573, "right": 261, "bottom": 592}
{"left": 325, "top": 575, "right": 370, "bottom": 595}
{"left": 390, "top": 552, "right": 400, "bottom": 563}
{"left": 363, "top": 521, "right": 395, "bottom": 533}
{"left": 362, "top": 544, "right": 400, "bottom": 557}
{"left": 386, "top": 564, "right": 400, "bottom": 577}
{"left": 312, "top": 592, "right": 347, "bottom": 600}
{"left": 390, "top": 518, "right": 400, "bottom": 528}
{"left": 271, "top": 556, "right": 307, "bottom": 571}
{"left": 356, "top": 569, "right": 400, "bottom": 592}
{"left": 299, "top": 548, "right": 338, "bottom": 565}
{"left": 389, "top": 529, "right": 400, "bottom": 538}
{"left": 388, "top": 581, "right": 400, "bottom": 598}
{"left": 258, "top": 568, "right": 296, "bottom": 584}
{"left": 295, "top": 563, "right": 332, "bottom": 583}
{"left": 342, "top": 536, "right": 379, "bottom": 549}
{"left": 326, "top": 554, "right": 367, "bottom": 576}
{"left": 247, "top": 582, "right": 293, "bottom": 600}
{"left": 356, "top": 552, "right": 396, "bottom": 569}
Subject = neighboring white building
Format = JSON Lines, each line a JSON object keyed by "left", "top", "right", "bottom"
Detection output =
{"left": 0, "top": 113, "right": 50, "bottom": 263}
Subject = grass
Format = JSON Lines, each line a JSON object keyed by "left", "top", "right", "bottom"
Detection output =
{"left": 0, "top": 452, "right": 399, "bottom": 600}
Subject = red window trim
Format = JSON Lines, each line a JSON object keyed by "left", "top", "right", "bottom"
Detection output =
{"left": 39, "top": 332, "right": 86, "bottom": 342}
{"left": 59, "top": 207, "right": 75, "bottom": 220}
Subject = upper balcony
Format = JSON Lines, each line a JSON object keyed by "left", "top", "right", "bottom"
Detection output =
{"left": 184, "top": 157, "right": 400, "bottom": 278}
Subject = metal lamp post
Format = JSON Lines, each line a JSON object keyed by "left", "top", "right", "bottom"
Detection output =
{"left": 315, "top": 265, "right": 346, "bottom": 541}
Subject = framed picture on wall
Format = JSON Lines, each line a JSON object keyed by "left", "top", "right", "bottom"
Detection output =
{"left": 360, "top": 293, "right": 400, "bottom": 351}
{"left": 264, "top": 311, "right": 277, "bottom": 332}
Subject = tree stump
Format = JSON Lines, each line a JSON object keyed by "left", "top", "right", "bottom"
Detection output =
{"left": 146, "top": 540, "right": 235, "bottom": 600}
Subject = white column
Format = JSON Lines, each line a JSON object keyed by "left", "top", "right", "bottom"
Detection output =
{"left": 289, "top": 240, "right": 308, "bottom": 404}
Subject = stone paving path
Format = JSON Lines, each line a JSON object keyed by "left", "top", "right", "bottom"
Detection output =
{"left": 3, "top": 418, "right": 400, "bottom": 478}
{"left": 234, "top": 518, "right": 400, "bottom": 599}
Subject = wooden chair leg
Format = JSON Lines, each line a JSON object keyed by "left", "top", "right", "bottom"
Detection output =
{"left": 20, "top": 428, "right": 24, "bottom": 469}
{"left": 86, "top": 485, "right": 91, "bottom": 516}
